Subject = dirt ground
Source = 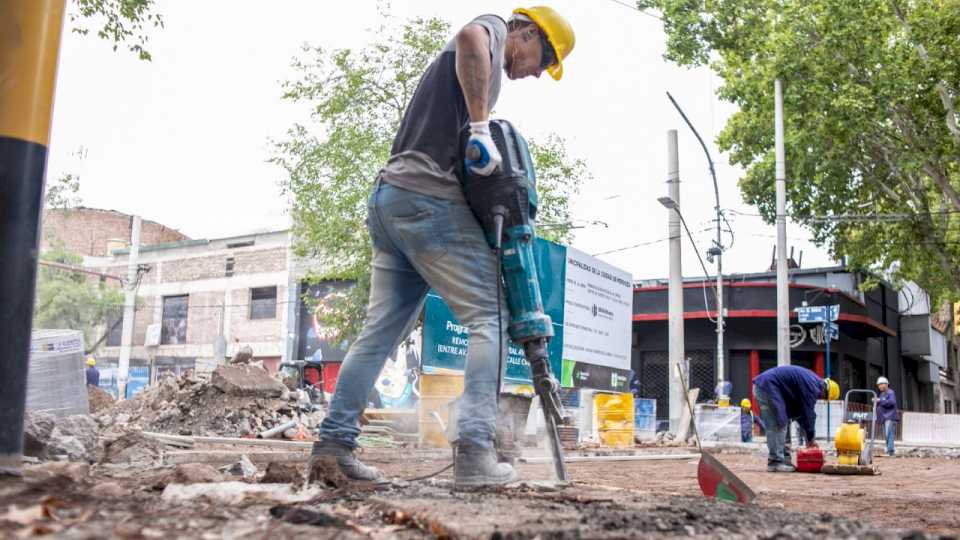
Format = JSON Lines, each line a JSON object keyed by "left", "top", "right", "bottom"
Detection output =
{"left": 2, "top": 445, "right": 957, "bottom": 539}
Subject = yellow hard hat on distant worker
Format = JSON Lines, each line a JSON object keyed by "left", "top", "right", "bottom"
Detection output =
{"left": 740, "top": 399, "right": 751, "bottom": 409}
{"left": 86, "top": 357, "right": 96, "bottom": 367}
{"left": 512, "top": 6, "right": 575, "bottom": 81}
{"left": 824, "top": 378, "right": 840, "bottom": 401}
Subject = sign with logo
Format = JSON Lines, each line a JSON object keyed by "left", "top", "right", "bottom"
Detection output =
{"left": 422, "top": 240, "right": 633, "bottom": 392}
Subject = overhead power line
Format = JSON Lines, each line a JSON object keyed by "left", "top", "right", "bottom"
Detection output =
{"left": 607, "top": 0, "right": 663, "bottom": 20}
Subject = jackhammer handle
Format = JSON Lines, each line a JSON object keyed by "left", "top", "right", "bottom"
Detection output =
{"left": 466, "top": 146, "right": 481, "bottom": 162}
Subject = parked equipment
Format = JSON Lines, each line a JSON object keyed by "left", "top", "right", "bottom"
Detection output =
{"left": 278, "top": 360, "right": 324, "bottom": 405}
{"left": 796, "top": 446, "right": 825, "bottom": 473}
{"left": 822, "top": 389, "right": 881, "bottom": 475}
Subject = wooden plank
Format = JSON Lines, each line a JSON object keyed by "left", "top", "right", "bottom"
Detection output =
{"left": 520, "top": 453, "right": 699, "bottom": 464}
{"left": 142, "top": 431, "right": 314, "bottom": 449}
{"left": 821, "top": 463, "right": 881, "bottom": 475}
{"left": 163, "top": 450, "right": 310, "bottom": 466}
{"left": 675, "top": 388, "right": 700, "bottom": 441}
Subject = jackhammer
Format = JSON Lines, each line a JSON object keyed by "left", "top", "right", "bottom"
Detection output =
{"left": 462, "top": 119, "right": 568, "bottom": 481}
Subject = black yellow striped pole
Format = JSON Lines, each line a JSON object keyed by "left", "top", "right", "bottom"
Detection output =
{"left": 0, "top": 0, "right": 66, "bottom": 476}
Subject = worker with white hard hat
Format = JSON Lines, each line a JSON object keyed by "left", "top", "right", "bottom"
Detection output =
{"left": 875, "top": 376, "right": 898, "bottom": 456}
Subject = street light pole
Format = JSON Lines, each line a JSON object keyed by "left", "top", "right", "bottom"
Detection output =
{"left": 666, "top": 92, "right": 726, "bottom": 392}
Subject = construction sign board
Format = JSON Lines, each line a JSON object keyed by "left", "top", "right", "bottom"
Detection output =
{"left": 422, "top": 239, "right": 633, "bottom": 392}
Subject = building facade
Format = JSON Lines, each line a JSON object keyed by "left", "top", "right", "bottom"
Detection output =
{"left": 89, "top": 230, "right": 298, "bottom": 380}
{"left": 632, "top": 266, "right": 944, "bottom": 425}
{"left": 42, "top": 207, "right": 189, "bottom": 257}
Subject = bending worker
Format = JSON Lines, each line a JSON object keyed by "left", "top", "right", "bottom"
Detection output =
{"left": 753, "top": 365, "right": 839, "bottom": 472}
{"left": 309, "top": 7, "right": 575, "bottom": 487}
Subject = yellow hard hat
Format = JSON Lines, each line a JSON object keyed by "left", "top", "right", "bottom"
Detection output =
{"left": 513, "top": 6, "right": 575, "bottom": 81}
{"left": 824, "top": 378, "right": 840, "bottom": 401}
{"left": 740, "top": 398, "right": 752, "bottom": 409}
{"left": 86, "top": 357, "right": 96, "bottom": 367}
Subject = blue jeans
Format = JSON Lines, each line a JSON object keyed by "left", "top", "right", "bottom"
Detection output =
{"left": 320, "top": 181, "right": 507, "bottom": 449}
{"left": 884, "top": 419, "right": 896, "bottom": 456}
{"left": 754, "top": 384, "right": 791, "bottom": 466}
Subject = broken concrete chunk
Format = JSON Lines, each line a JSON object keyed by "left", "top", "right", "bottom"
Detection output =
{"left": 220, "top": 455, "right": 258, "bottom": 478}
{"left": 211, "top": 365, "right": 286, "bottom": 398}
{"left": 23, "top": 411, "right": 98, "bottom": 462}
{"left": 161, "top": 481, "right": 320, "bottom": 505}
{"left": 101, "top": 431, "right": 164, "bottom": 466}
{"left": 260, "top": 462, "right": 302, "bottom": 484}
{"left": 154, "top": 463, "right": 223, "bottom": 489}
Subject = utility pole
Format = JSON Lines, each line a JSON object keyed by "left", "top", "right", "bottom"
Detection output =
{"left": 0, "top": 0, "right": 66, "bottom": 476}
{"left": 666, "top": 130, "right": 685, "bottom": 433}
{"left": 774, "top": 80, "right": 790, "bottom": 366}
{"left": 117, "top": 215, "right": 142, "bottom": 400}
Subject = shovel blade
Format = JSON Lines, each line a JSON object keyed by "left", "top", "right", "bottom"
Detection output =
{"left": 696, "top": 452, "right": 756, "bottom": 504}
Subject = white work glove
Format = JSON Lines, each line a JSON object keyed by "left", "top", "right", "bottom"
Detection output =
{"left": 464, "top": 120, "right": 502, "bottom": 176}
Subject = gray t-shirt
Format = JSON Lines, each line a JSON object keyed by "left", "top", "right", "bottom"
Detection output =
{"left": 381, "top": 15, "right": 507, "bottom": 201}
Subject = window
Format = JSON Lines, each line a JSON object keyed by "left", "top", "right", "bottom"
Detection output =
{"left": 250, "top": 286, "right": 277, "bottom": 320}
{"left": 161, "top": 295, "right": 189, "bottom": 344}
{"left": 225, "top": 257, "right": 235, "bottom": 277}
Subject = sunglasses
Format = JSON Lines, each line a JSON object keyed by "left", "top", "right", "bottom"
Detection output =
{"left": 537, "top": 30, "right": 557, "bottom": 71}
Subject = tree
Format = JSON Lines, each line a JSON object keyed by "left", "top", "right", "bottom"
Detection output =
{"left": 639, "top": 0, "right": 960, "bottom": 301}
{"left": 34, "top": 245, "right": 124, "bottom": 350}
{"left": 272, "top": 12, "right": 589, "bottom": 342}
{"left": 70, "top": 0, "right": 163, "bottom": 61}
{"left": 45, "top": 172, "right": 81, "bottom": 210}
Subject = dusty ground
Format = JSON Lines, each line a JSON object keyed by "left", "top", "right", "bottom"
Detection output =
{"left": 1, "top": 444, "right": 957, "bottom": 539}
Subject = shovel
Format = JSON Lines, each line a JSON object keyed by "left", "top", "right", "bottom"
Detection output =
{"left": 676, "top": 364, "right": 756, "bottom": 504}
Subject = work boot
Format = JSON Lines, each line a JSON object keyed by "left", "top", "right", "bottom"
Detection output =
{"left": 309, "top": 439, "right": 383, "bottom": 482}
{"left": 454, "top": 443, "right": 517, "bottom": 488}
{"left": 766, "top": 462, "right": 796, "bottom": 473}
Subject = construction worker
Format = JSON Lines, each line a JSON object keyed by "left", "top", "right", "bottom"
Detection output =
{"left": 85, "top": 357, "right": 100, "bottom": 387}
{"left": 875, "top": 376, "right": 898, "bottom": 456}
{"left": 740, "top": 398, "right": 764, "bottom": 443}
{"left": 752, "top": 365, "right": 839, "bottom": 472}
{"left": 310, "top": 7, "right": 575, "bottom": 487}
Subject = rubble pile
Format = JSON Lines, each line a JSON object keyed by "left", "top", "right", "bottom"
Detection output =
{"left": 23, "top": 410, "right": 99, "bottom": 462}
{"left": 87, "top": 385, "right": 115, "bottom": 414}
{"left": 95, "top": 365, "right": 323, "bottom": 439}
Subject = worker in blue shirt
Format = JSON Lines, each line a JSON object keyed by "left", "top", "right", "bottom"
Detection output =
{"left": 875, "top": 376, "right": 898, "bottom": 456}
{"left": 85, "top": 357, "right": 100, "bottom": 387}
{"left": 753, "top": 365, "right": 839, "bottom": 472}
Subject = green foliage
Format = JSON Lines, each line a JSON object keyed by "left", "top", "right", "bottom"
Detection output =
{"left": 640, "top": 0, "right": 960, "bottom": 301}
{"left": 34, "top": 246, "right": 124, "bottom": 350}
{"left": 70, "top": 0, "right": 163, "bottom": 61}
{"left": 273, "top": 12, "right": 588, "bottom": 342}
{"left": 45, "top": 173, "right": 81, "bottom": 209}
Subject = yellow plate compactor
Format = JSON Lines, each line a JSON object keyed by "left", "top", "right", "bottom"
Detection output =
{"left": 822, "top": 389, "right": 881, "bottom": 475}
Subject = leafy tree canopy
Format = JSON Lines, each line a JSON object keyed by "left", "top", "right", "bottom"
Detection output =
{"left": 70, "top": 0, "right": 163, "bottom": 61}
{"left": 639, "top": 0, "right": 960, "bottom": 301}
{"left": 272, "top": 12, "right": 589, "bottom": 342}
{"left": 34, "top": 245, "right": 124, "bottom": 350}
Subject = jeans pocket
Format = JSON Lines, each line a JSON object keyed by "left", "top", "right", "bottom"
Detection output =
{"left": 389, "top": 198, "right": 450, "bottom": 264}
